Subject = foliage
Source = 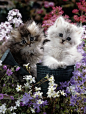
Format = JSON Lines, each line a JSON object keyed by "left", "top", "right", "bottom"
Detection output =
{"left": 42, "top": 0, "right": 86, "bottom": 31}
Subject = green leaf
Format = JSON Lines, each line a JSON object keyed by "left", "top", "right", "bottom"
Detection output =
{"left": 56, "top": 104, "right": 60, "bottom": 109}
{"left": 26, "top": 109, "right": 30, "bottom": 113}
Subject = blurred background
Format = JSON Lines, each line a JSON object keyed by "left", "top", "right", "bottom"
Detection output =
{"left": 0, "top": 0, "right": 85, "bottom": 22}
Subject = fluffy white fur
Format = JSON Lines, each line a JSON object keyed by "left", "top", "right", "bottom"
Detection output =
{"left": 42, "top": 16, "right": 83, "bottom": 69}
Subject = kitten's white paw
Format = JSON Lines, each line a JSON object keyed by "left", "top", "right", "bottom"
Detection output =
{"left": 59, "top": 62, "right": 67, "bottom": 69}
{"left": 43, "top": 56, "right": 60, "bottom": 69}
{"left": 48, "top": 62, "right": 59, "bottom": 69}
{"left": 43, "top": 60, "right": 59, "bottom": 69}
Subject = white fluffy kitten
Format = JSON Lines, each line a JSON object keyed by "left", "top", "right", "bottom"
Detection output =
{"left": 42, "top": 16, "right": 83, "bottom": 69}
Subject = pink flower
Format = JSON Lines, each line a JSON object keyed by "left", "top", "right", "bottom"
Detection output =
{"left": 52, "top": 6, "right": 63, "bottom": 15}
{"left": 48, "top": 2, "right": 55, "bottom": 7}
{"left": 73, "top": 15, "right": 80, "bottom": 22}
{"left": 72, "top": 9, "right": 79, "bottom": 14}
{"left": 37, "top": 9, "right": 43, "bottom": 14}
{"left": 44, "top": 1, "right": 49, "bottom": 8}
{"left": 42, "top": 6, "right": 65, "bottom": 31}
{"left": 80, "top": 15, "right": 86, "bottom": 23}
{"left": 63, "top": 0, "right": 68, "bottom": 1}
{"left": 44, "top": 14, "right": 52, "bottom": 20}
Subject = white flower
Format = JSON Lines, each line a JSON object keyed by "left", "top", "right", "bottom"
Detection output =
{"left": 0, "top": 60, "right": 2, "bottom": 66}
{"left": 7, "top": 16, "right": 13, "bottom": 21}
{"left": 23, "top": 63, "right": 30, "bottom": 68}
{"left": 67, "top": 86, "right": 75, "bottom": 93}
{"left": 24, "top": 82, "right": 29, "bottom": 87}
{"left": 13, "top": 106, "right": 17, "bottom": 110}
{"left": 35, "top": 87, "right": 41, "bottom": 91}
{"left": 47, "top": 91, "right": 53, "bottom": 98}
{"left": 30, "top": 107, "right": 35, "bottom": 113}
{"left": 9, "top": 106, "right": 14, "bottom": 111}
{"left": 48, "top": 82, "right": 57, "bottom": 88}
{"left": 30, "top": 77, "right": 36, "bottom": 83}
{"left": 53, "top": 91, "right": 60, "bottom": 98}
{"left": 37, "top": 99, "right": 44, "bottom": 104}
{"left": 0, "top": 103, "right": 7, "bottom": 114}
{"left": 48, "top": 86, "right": 56, "bottom": 92}
{"left": 23, "top": 75, "right": 32, "bottom": 80}
{"left": 12, "top": 113, "right": 16, "bottom": 114}
{"left": 24, "top": 82, "right": 32, "bottom": 89}
{"left": 33, "top": 91, "right": 43, "bottom": 98}
{"left": 28, "top": 90, "right": 32, "bottom": 94}
{"left": 60, "top": 90, "right": 66, "bottom": 96}
{"left": 16, "top": 85, "right": 22, "bottom": 92}
{"left": 15, "top": 100, "right": 20, "bottom": 107}
{"left": 45, "top": 74, "right": 49, "bottom": 79}
{"left": 48, "top": 75, "right": 55, "bottom": 82}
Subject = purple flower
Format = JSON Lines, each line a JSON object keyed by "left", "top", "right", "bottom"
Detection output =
{"left": 75, "top": 62, "right": 81, "bottom": 69}
{"left": 0, "top": 94, "right": 4, "bottom": 100}
{"left": 6, "top": 69, "right": 13, "bottom": 76}
{"left": 12, "top": 84, "right": 14, "bottom": 87}
{"left": 33, "top": 102, "right": 41, "bottom": 113}
{"left": 3, "top": 65, "right": 7, "bottom": 70}
{"left": 16, "top": 66, "right": 20, "bottom": 71}
{"left": 42, "top": 100, "right": 48, "bottom": 106}
{"left": 3, "top": 84, "right": 5, "bottom": 86}
{"left": 82, "top": 69, "right": 86, "bottom": 73}
{"left": 10, "top": 96, "right": 14, "bottom": 100}
{"left": 21, "top": 93, "right": 33, "bottom": 105}
{"left": 84, "top": 106, "right": 86, "bottom": 113}
{"left": 43, "top": 112, "right": 47, "bottom": 114}
{"left": 70, "top": 95, "right": 77, "bottom": 106}
{"left": 20, "top": 102, "right": 24, "bottom": 106}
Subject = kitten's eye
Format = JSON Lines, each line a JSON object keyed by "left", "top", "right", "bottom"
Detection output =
{"left": 59, "top": 33, "right": 63, "bottom": 37}
{"left": 30, "top": 37, "right": 34, "bottom": 41}
{"left": 21, "top": 39, "right": 26, "bottom": 44}
{"left": 66, "top": 37, "right": 71, "bottom": 41}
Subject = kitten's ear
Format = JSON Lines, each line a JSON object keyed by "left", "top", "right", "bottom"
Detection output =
{"left": 54, "top": 16, "right": 64, "bottom": 27}
{"left": 31, "top": 21, "right": 36, "bottom": 26}
{"left": 27, "top": 21, "right": 39, "bottom": 32}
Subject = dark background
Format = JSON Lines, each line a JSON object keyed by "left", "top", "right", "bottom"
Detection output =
{"left": 0, "top": 0, "right": 79, "bottom": 23}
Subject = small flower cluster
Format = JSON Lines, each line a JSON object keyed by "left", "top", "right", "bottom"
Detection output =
{"left": 43, "top": 1, "right": 55, "bottom": 8}
{"left": 0, "top": 22, "right": 12, "bottom": 42}
{"left": 0, "top": 99, "right": 21, "bottom": 114}
{"left": 7, "top": 9, "right": 23, "bottom": 28}
{"left": 0, "top": 9, "right": 23, "bottom": 43}
{"left": 47, "top": 75, "right": 66, "bottom": 98}
{"left": 0, "top": 74, "right": 66, "bottom": 114}
{"left": 72, "top": 0, "right": 86, "bottom": 23}
{"left": 42, "top": 6, "right": 71, "bottom": 31}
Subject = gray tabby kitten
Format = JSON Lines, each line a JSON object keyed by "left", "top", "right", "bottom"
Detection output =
{"left": 0, "top": 21, "right": 44, "bottom": 79}
{"left": 42, "top": 16, "right": 83, "bottom": 69}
